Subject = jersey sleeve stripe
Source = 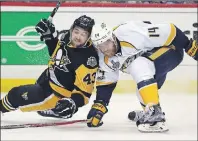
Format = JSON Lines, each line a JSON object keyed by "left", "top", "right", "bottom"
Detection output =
{"left": 120, "top": 41, "right": 136, "bottom": 49}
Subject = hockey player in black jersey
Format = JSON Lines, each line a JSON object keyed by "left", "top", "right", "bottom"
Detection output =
{"left": 0, "top": 15, "right": 98, "bottom": 119}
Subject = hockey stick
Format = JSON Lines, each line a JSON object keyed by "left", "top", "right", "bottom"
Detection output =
{"left": 48, "top": 0, "right": 65, "bottom": 23}
{"left": 39, "top": 0, "right": 64, "bottom": 41}
{"left": 1, "top": 119, "right": 88, "bottom": 129}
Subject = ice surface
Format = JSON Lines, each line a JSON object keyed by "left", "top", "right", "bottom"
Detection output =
{"left": 1, "top": 93, "right": 197, "bottom": 140}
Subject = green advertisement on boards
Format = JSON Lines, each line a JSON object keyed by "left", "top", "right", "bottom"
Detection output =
{"left": 1, "top": 12, "right": 51, "bottom": 65}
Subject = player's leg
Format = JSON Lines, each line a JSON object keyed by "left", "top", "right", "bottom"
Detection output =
{"left": 127, "top": 56, "right": 164, "bottom": 126}
{"left": 0, "top": 83, "right": 60, "bottom": 113}
{"left": 128, "top": 45, "right": 184, "bottom": 132}
{"left": 142, "top": 47, "right": 184, "bottom": 132}
{"left": 128, "top": 74, "right": 166, "bottom": 122}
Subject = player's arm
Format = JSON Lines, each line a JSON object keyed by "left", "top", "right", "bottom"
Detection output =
{"left": 72, "top": 64, "right": 98, "bottom": 107}
{"left": 35, "top": 18, "right": 59, "bottom": 56}
{"left": 95, "top": 69, "right": 118, "bottom": 104}
{"left": 87, "top": 68, "right": 119, "bottom": 127}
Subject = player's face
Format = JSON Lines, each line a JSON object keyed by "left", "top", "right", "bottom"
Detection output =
{"left": 97, "top": 39, "right": 117, "bottom": 57}
{"left": 71, "top": 26, "right": 89, "bottom": 47}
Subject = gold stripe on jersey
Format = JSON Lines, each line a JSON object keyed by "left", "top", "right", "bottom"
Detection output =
{"left": 139, "top": 83, "right": 159, "bottom": 105}
{"left": 104, "top": 56, "right": 115, "bottom": 70}
{"left": 49, "top": 82, "right": 72, "bottom": 97}
{"left": 2, "top": 101, "right": 10, "bottom": 111}
{"left": 2, "top": 95, "right": 16, "bottom": 111}
{"left": 163, "top": 23, "right": 176, "bottom": 46}
{"left": 96, "top": 81, "right": 114, "bottom": 86}
{"left": 52, "top": 41, "right": 61, "bottom": 58}
{"left": 113, "top": 23, "right": 126, "bottom": 31}
{"left": 20, "top": 94, "right": 60, "bottom": 112}
{"left": 2, "top": 96, "right": 12, "bottom": 111}
{"left": 149, "top": 47, "right": 170, "bottom": 60}
{"left": 113, "top": 25, "right": 121, "bottom": 31}
{"left": 72, "top": 89, "right": 89, "bottom": 105}
{"left": 74, "top": 64, "right": 98, "bottom": 94}
{"left": 120, "top": 41, "right": 135, "bottom": 48}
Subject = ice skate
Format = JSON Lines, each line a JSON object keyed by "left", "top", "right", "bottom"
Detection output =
{"left": 128, "top": 110, "right": 144, "bottom": 122}
{"left": 136, "top": 104, "right": 169, "bottom": 133}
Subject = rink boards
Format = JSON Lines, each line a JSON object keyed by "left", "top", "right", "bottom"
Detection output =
{"left": 1, "top": 64, "right": 197, "bottom": 94}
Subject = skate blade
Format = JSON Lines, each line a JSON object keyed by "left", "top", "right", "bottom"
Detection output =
{"left": 137, "top": 122, "right": 169, "bottom": 133}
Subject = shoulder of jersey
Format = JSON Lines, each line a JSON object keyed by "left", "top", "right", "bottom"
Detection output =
{"left": 98, "top": 52, "right": 120, "bottom": 72}
{"left": 57, "top": 30, "right": 71, "bottom": 47}
{"left": 58, "top": 30, "right": 70, "bottom": 40}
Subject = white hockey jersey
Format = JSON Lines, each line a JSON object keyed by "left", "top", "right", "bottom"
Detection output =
{"left": 96, "top": 21, "right": 177, "bottom": 86}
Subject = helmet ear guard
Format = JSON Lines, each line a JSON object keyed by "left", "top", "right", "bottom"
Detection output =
{"left": 91, "top": 23, "right": 113, "bottom": 47}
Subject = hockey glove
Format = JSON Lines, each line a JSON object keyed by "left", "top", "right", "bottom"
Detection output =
{"left": 52, "top": 98, "right": 78, "bottom": 119}
{"left": 87, "top": 100, "right": 108, "bottom": 127}
{"left": 185, "top": 38, "right": 198, "bottom": 61}
{"left": 35, "top": 18, "right": 57, "bottom": 41}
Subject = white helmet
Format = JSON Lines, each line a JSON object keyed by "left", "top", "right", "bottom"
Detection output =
{"left": 91, "top": 23, "right": 113, "bottom": 47}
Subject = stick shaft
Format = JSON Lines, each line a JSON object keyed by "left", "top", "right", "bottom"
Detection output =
{"left": 48, "top": 0, "right": 62, "bottom": 22}
{"left": 1, "top": 119, "right": 87, "bottom": 129}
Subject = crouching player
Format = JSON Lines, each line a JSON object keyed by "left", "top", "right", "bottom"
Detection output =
{"left": 86, "top": 21, "right": 197, "bottom": 132}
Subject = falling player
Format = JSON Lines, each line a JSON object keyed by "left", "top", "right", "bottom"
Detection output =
{"left": 0, "top": 15, "right": 98, "bottom": 119}
{"left": 87, "top": 21, "right": 197, "bottom": 132}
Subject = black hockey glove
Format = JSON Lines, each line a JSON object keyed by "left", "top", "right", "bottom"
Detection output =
{"left": 87, "top": 100, "right": 108, "bottom": 127}
{"left": 52, "top": 98, "right": 78, "bottom": 119}
{"left": 35, "top": 18, "right": 57, "bottom": 41}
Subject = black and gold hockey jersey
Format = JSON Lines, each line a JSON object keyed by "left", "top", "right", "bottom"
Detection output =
{"left": 40, "top": 30, "right": 99, "bottom": 106}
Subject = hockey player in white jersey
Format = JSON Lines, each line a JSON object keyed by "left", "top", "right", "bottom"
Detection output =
{"left": 86, "top": 21, "right": 197, "bottom": 132}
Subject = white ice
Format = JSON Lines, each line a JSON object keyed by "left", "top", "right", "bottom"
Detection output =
{"left": 1, "top": 93, "right": 197, "bottom": 140}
